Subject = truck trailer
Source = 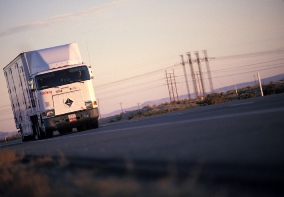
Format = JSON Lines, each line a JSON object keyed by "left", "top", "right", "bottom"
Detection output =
{"left": 3, "top": 43, "right": 99, "bottom": 142}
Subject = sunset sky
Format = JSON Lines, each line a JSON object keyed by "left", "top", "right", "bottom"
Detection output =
{"left": 1, "top": 0, "right": 284, "bottom": 132}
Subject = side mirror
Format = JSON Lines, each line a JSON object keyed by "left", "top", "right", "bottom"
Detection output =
{"left": 29, "top": 79, "right": 36, "bottom": 92}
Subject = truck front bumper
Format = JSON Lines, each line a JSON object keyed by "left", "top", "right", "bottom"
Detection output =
{"left": 43, "top": 108, "right": 99, "bottom": 131}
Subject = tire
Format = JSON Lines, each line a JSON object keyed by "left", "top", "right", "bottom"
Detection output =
{"left": 77, "top": 124, "right": 86, "bottom": 132}
{"left": 30, "top": 134, "right": 36, "bottom": 141}
{"left": 46, "top": 131, "right": 53, "bottom": 138}
{"left": 22, "top": 135, "right": 27, "bottom": 142}
{"left": 93, "top": 121, "right": 99, "bottom": 129}
{"left": 37, "top": 128, "right": 45, "bottom": 140}
{"left": 87, "top": 121, "right": 99, "bottom": 130}
{"left": 58, "top": 129, "right": 65, "bottom": 135}
{"left": 21, "top": 134, "right": 35, "bottom": 142}
{"left": 66, "top": 128, "right": 73, "bottom": 133}
{"left": 58, "top": 128, "right": 72, "bottom": 135}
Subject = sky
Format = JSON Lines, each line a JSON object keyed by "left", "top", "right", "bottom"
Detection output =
{"left": 0, "top": 0, "right": 284, "bottom": 132}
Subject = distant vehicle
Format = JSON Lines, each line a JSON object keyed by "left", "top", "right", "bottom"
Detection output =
{"left": 3, "top": 43, "right": 99, "bottom": 142}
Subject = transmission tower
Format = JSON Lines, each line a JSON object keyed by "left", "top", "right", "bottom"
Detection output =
{"left": 195, "top": 71, "right": 203, "bottom": 98}
{"left": 165, "top": 70, "right": 179, "bottom": 102}
{"left": 203, "top": 50, "right": 214, "bottom": 93}
{"left": 180, "top": 55, "right": 191, "bottom": 99}
{"left": 172, "top": 69, "right": 179, "bottom": 101}
{"left": 195, "top": 51, "right": 206, "bottom": 97}
{"left": 187, "top": 52, "right": 199, "bottom": 98}
{"left": 165, "top": 70, "right": 173, "bottom": 102}
{"left": 169, "top": 71, "right": 175, "bottom": 101}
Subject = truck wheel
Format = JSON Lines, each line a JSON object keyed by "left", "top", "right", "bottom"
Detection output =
{"left": 77, "top": 124, "right": 86, "bottom": 132}
{"left": 37, "top": 128, "right": 45, "bottom": 140}
{"left": 66, "top": 128, "right": 73, "bottom": 133}
{"left": 22, "top": 135, "right": 27, "bottom": 142}
{"left": 58, "top": 128, "right": 72, "bottom": 135}
{"left": 58, "top": 129, "right": 65, "bottom": 135}
{"left": 87, "top": 121, "right": 99, "bottom": 129}
{"left": 93, "top": 121, "right": 99, "bottom": 129}
{"left": 30, "top": 134, "right": 36, "bottom": 141}
{"left": 46, "top": 131, "right": 53, "bottom": 138}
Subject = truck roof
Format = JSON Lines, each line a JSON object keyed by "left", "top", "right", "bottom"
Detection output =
{"left": 25, "top": 43, "right": 82, "bottom": 75}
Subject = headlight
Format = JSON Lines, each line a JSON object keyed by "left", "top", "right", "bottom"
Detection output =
{"left": 85, "top": 101, "right": 93, "bottom": 109}
{"left": 42, "top": 109, "right": 55, "bottom": 117}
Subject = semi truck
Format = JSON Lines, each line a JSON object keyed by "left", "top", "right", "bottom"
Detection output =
{"left": 3, "top": 43, "right": 99, "bottom": 142}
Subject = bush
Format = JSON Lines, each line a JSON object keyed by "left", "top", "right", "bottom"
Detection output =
{"left": 116, "top": 113, "right": 123, "bottom": 121}
{"left": 264, "top": 84, "right": 277, "bottom": 95}
{"left": 276, "top": 85, "right": 284, "bottom": 94}
{"left": 240, "top": 92, "right": 258, "bottom": 99}
{"left": 204, "top": 93, "right": 227, "bottom": 105}
{"left": 0, "top": 133, "right": 21, "bottom": 143}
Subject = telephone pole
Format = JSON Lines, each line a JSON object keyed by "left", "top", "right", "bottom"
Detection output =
{"left": 119, "top": 102, "right": 124, "bottom": 113}
{"left": 165, "top": 70, "right": 179, "bottom": 102}
{"left": 180, "top": 55, "right": 191, "bottom": 99}
{"left": 187, "top": 52, "right": 199, "bottom": 98}
{"left": 257, "top": 72, "right": 264, "bottom": 97}
{"left": 172, "top": 69, "right": 179, "bottom": 101}
{"left": 165, "top": 70, "right": 172, "bottom": 102}
{"left": 196, "top": 71, "right": 203, "bottom": 98}
{"left": 169, "top": 71, "right": 175, "bottom": 101}
{"left": 203, "top": 50, "right": 214, "bottom": 93}
{"left": 195, "top": 51, "right": 205, "bottom": 98}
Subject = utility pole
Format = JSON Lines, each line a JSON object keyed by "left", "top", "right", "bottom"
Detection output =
{"left": 137, "top": 102, "right": 140, "bottom": 109}
{"left": 180, "top": 55, "right": 191, "bottom": 99}
{"left": 257, "top": 72, "right": 264, "bottom": 97}
{"left": 195, "top": 51, "right": 205, "bottom": 98}
{"left": 119, "top": 102, "right": 124, "bottom": 113}
{"left": 196, "top": 71, "right": 203, "bottom": 99}
{"left": 165, "top": 70, "right": 172, "bottom": 102}
{"left": 235, "top": 85, "right": 240, "bottom": 100}
{"left": 187, "top": 52, "right": 199, "bottom": 98}
{"left": 253, "top": 75, "right": 257, "bottom": 85}
{"left": 169, "top": 72, "right": 176, "bottom": 101}
{"left": 202, "top": 50, "right": 214, "bottom": 93}
{"left": 172, "top": 69, "right": 179, "bottom": 101}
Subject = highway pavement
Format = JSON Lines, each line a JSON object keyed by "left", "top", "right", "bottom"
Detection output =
{"left": 1, "top": 93, "right": 284, "bottom": 195}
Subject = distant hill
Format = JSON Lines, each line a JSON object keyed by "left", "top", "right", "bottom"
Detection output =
{"left": 101, "top": 74, "right": 284, "bottom": 118}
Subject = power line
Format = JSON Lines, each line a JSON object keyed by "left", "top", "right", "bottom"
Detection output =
{"left": 95, "top": 63, "right": 180, "bottom": 89}
{"left": 212, "top": 48, "right": 284, "bottom": 61}
{"left": 211, "top": 64, "right": 284, "bottom": 79}
{"left": 211, "top": 58, "right": 284, "bottom": 73}
{"left": 96, "top": 77, "right": 165, "bottom": 95}
{"left": 213, "top": 62, "right": 284, "bottom": 75}
{"left": 99, "top": 84, "right": 166, "bottom": 100}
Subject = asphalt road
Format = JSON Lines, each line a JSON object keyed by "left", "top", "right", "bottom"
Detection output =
{"left": 1, "top": 93, "right": 284, "bottom": 194}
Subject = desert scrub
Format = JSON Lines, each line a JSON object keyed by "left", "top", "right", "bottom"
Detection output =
{"left": 0, "top": 133, "right": 21, "bottom": 143}
{"left": 0, "top": 150, "right": 52, "bottom": 197}
{"left": 240, "top": 91, "right": 258, "bottom": 99}
{"left": 263, "top": 83, "right": 278, "bottom": 95}
{"left": 204, "top": 93, "right": 228, "bottom": 105}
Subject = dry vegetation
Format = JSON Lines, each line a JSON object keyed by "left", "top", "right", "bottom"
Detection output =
{"left": 0, "top": 133, "right": 21, "bottom": 143}
{"left": 0, "top": 149, "right": 237, "bottom": 197}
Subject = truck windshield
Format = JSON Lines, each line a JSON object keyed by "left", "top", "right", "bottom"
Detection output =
{"left": 35, "top": 66, "right": 90, "bottom": 90}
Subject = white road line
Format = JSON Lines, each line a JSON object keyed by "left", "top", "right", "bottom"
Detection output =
{"left": 228, "top": 102, "right": 254, "bottom": 107}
